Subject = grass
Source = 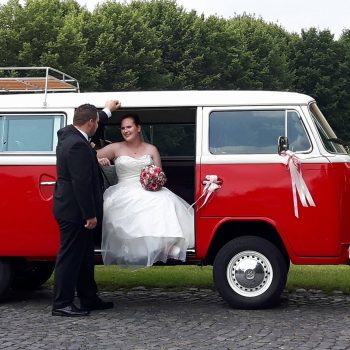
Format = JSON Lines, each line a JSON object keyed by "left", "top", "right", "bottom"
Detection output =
{"left": 93, "top": 265, "right": 213, "bottom": 291}
{"left": 286, "top": 264, "right": 350, "bottom": 293}
{"left": 46, "top": 264, "right": 350, "bottom": 293}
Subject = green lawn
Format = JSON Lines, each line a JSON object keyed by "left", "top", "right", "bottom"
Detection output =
{"left": 286, "top": 264, "right": 350, "bottom": 293}
{"left": 46, "top": 264, "right": 350, "bottom": 293}
{"left": 93, "top": 265, "right": 213, "bottom": 291}
{"left": 70, "top": 264, "right": 350, "bottom": 293}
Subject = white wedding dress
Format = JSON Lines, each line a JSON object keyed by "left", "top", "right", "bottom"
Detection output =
{"left": 101, "top": 154, "right": 194, "bottom": 267}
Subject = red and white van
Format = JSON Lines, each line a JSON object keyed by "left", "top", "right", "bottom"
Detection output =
{"left": 1, "top": 67, "right": 350, "bottom": 309}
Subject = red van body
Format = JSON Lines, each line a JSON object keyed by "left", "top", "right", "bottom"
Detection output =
{"left": 1, "top": 76, "right": 349, "bottom": 308}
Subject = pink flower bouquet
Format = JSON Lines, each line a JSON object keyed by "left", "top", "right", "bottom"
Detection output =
{"left": 140, "top": 164, "right": 167, "bottom": 191}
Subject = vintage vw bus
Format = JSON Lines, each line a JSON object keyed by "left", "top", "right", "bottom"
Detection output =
{"left": 1, "top": 67, "right": 349, "bottom": 309}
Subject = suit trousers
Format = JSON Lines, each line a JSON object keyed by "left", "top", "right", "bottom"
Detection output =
{"left": 53, "top": 219, "right": 98, "bottom": 309}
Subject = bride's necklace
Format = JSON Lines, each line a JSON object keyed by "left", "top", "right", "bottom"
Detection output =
{"left": 129, "top": 143, "right": 142, "bottom": 155}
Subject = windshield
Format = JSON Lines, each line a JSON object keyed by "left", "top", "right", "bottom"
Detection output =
{"left": 309, "top": 103, "right": 347, "bottom": 154}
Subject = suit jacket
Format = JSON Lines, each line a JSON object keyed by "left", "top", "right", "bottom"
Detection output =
{"left": 53, "top": 124, "right": 104, "bottom": 224}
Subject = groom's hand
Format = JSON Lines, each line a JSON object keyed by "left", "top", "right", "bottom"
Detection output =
{"left": 85, "top": 217, "right": 97, "bottom": 230}
{"left": 104, "top": 99, "right": 121, "bottom": 112}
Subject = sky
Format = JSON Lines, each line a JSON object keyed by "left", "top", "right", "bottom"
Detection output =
{"left": 0, "top": 0, "right": 349, "bottom": 39}
{"left": 80, "top": 0, "right": 350, "bottom": 39}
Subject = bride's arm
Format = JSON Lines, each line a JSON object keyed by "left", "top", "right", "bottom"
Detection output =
{"left": 97, "top": 143, "right": 119, "bottom": 161}
{"left": 149, "top": 145, "right": 162, "bottom": 168}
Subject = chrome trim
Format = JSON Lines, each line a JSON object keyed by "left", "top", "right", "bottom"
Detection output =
{"left": 226, "top": 250, "right": 273, "bottom": 298}
{"left": 40, "top": 181, "right": 56, "bottom": 186}
{"left": 94, "top": 248, "right": 196, "bottom": 254}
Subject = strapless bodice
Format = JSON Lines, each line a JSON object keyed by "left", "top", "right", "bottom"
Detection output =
{"left": 115, "top": 154, "right": 152, "bottom": 183}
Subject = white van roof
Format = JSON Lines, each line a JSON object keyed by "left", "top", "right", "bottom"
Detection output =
{"left": 0, "top": 90, "right": 314, "bottom": 109}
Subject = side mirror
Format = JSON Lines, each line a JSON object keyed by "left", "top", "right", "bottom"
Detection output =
{"left": 278, "top": 136, "right": 289, "bottom": 154}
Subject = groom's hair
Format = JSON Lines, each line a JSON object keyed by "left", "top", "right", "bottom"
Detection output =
{"left": 73, "top": 104, "right": 98, "bottom": 126}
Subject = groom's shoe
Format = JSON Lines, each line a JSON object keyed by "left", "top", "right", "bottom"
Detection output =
{"left": 80, "top": 297, "right": 114, "bottom": 311}
{"left": 52, "top": 303, "right": 90, "bottom": 317}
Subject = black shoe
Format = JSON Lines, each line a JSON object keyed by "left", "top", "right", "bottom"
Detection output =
{"left": 52, "top": 303, "right": 90, "bottom": 317}
{"left": 80, "top": 297, "right": 114, "bottom": 311}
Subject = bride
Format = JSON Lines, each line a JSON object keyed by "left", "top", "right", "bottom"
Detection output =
{"left": 96, "top": 113, "right": 194, "bottom": 267}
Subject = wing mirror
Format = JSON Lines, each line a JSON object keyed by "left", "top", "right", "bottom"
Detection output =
{"left": 278, "top": 136, "right": 289, "bottom": 154}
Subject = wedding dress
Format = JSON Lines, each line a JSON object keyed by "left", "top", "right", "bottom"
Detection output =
{"left": 101, "top": 154, "right": 194, "bottom": 267}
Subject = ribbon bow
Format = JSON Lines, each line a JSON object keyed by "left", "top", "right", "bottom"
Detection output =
{"left": 190, "top": 175, "right": 221, "bottom": 211}
{"left": 281, "top": 150, "right": 316, "bottom": 218}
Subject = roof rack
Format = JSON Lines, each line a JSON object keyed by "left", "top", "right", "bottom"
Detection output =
{"left": 0, "top": 67, "right": 80, "bottom": 106}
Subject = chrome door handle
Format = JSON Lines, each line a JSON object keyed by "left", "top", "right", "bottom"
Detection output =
{"left": 40, "top": 181, "right": 56, "bottom": 186}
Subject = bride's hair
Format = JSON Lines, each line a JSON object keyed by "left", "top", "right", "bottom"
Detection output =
{"left": 120, "top": 113, "right": 141, "bottom": 126}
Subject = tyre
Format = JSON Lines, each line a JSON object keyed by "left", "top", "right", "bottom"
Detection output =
{"left": 213, "top": 236, "right": 287, "bottom": 309}
{"left": 0, "top": 259, "right": 13, "bottom": 301}
{"left": 12, "top": 261, "right": 54, "bottom": 290}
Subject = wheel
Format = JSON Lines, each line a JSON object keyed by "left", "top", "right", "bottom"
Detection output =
{"left": 213, "top": 236, "right": 287, "bottom": 309}
{"left": 0, "top": 259, "right": 13, "bottom": 301}
{"left": 12, "top": 261, "right": 54, "bottom": 290}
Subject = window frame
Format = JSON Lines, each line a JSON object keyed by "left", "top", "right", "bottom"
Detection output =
{"left": 207, "top": 108, "right": 312, "bottom": 155}
{"left": 0, "top": 112, "right": 65, "bottom": 154}
{"left": 308, "top": 103, "right": 347, "bottom": 154}
{"left": 104, "top": 122, "right": 196, "bottom": 159}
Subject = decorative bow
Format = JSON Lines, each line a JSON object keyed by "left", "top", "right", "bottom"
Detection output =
{"left": 281, "top": 150, "right": 316, "bottom": 218}
{"left": 190, "top": 175, "right": 221, "bottom": 211}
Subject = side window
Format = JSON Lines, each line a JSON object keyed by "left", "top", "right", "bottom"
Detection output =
{"left": 105, "top": 123, "right": 195, "bottom": 157}
{"left": 209, "top": 110, "right": 311, "bottom": 154}
{"left": 309, "top": 103, "right": 346, "bottom": 154}
{"left": 143, "top": 124, "right": 195, "bottom": 157}
{"left": 0, "top": 114, "right": 64, "bottom": 152}
{"left": 287, "top": 111, "right": 311, "bottom": 152}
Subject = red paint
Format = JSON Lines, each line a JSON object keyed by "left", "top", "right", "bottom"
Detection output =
{"left": 0, "top": 165, "right": 59, "bottom": 258}
{"left": 1, "top": 161, "right": 350, "bottom": 265}
{"left": 194, "top": 162, "right": 350, "bottom": 264}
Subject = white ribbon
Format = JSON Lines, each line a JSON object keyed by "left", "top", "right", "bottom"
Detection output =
{"left": 189, "top": 175, "right": 221, "bottom": 211}
{"left": 281, "top": 150, "right": 316, "bottom": 218}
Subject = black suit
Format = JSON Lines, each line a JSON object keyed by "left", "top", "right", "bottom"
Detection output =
{"left": 52, "top": 121, "right": 105, "bottom": 309}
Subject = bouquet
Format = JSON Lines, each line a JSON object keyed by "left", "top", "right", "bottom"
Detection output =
{"left": 140, "top": 164, "right": 167, "bottom": 191}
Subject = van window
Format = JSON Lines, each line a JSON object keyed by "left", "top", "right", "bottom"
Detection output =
{"left": 309, "top": 103, "right": 347, "bottom": 154}
{"left": 105, "top": 123, "right": 195, "bottom": 157}
{"left": 287, "top": 111, "right": 312, "bottom": 152}
{"left": 0, "top": 114, "right": 64, "bottom": 152}
{"left": 209, "top": 110, "right": 311, "bottom": 154}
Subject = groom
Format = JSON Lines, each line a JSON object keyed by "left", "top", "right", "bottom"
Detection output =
{"left": 52, "top": 100, "right": 120, "bottom": 317}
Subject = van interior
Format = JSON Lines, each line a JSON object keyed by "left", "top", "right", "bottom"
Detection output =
{"left": 93, "top": 107, "right": 196, "bottom": 245}
{"left": 93, "top": 107, "right": 196, "bottom": 247}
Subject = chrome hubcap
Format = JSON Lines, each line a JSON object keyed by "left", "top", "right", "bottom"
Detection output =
{"left": 226, "top": 250, "right": 273, "bottom": 297}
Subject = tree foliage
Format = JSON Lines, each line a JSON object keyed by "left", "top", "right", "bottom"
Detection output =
{"left": 0, "top": 0, "right": 349, "bottom": 139}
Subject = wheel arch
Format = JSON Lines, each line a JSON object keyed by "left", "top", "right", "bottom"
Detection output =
{"left": 204, "top": 219, "right": 289, "bottom": 267}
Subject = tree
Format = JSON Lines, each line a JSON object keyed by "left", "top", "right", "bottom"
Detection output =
{"left": 129, "top": 0, "right": 207, "bottom": 89}
{"left": 84, "top": 1, "right": 162, "bottom": 90}
{"left": 290, "top": 28, "right": 346, "bottom": 138}
{"left": 0, "top": 0, "right": 24, "bottom": 67}
{"left": 226, "top": 15, "right": 295, "bottom": 90}
{"left": 0, "top": 0, "right": 94, "bottom": 87}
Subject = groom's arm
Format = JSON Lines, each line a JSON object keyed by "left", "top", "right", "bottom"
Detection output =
{"left": 99, "top": 99, "right": 121, "bottom": 123}
{"left": 92, "top": 99, "right": 121, "bottom": 145}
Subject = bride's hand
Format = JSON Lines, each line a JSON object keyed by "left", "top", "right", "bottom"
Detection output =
{"left": 98, "top": 157, "right": 111, "bottom": 166}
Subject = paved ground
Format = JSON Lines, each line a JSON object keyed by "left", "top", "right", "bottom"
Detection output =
{"left": 1, "top": 287, "right": 350, "bottom": 350}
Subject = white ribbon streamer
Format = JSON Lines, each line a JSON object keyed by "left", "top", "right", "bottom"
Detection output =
{"left": 281, "top": 150, "right": 316, "bottom": 218}
{"left": 189, "top": 175, "right": 221, "bottom": 211}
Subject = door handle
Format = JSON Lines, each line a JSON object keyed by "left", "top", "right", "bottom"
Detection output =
{"left": 40, "top": 181, "right": 56, "bottom": 186}
{"left": 201, "top": 175, "right": 222, "bottom": 185}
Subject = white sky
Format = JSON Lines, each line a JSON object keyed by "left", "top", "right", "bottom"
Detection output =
{"left": 0, "top": 0, "right": 349, "bottom": 39}
{"left": 82, "top": 0, "right": 350, "bottom": 39}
